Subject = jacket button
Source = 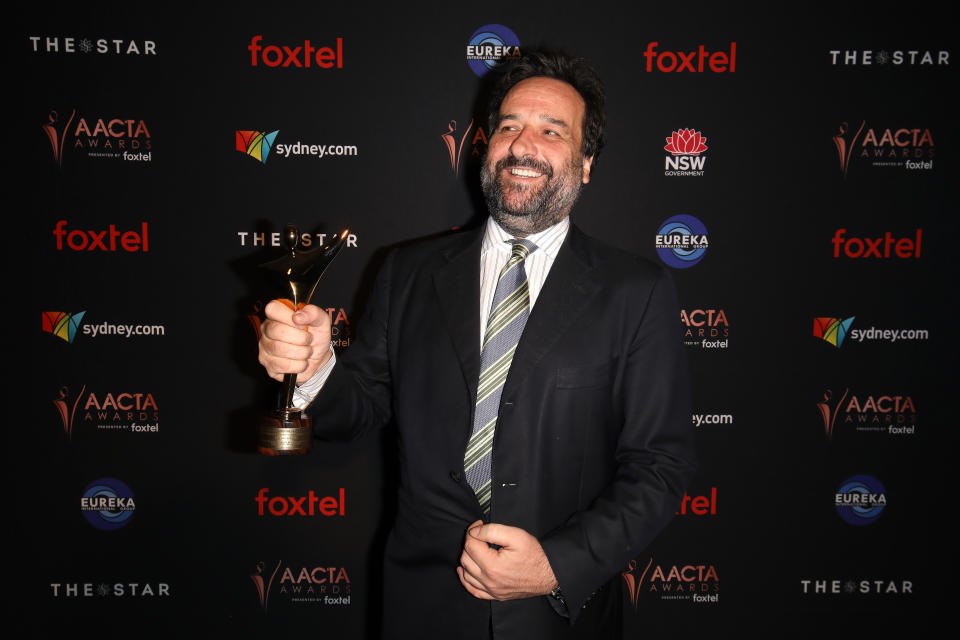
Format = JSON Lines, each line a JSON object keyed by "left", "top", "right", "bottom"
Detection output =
{"left": 450, "top": 471, "right": 463, "bottom": 483}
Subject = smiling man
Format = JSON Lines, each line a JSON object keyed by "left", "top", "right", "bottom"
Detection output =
{"left": 258, "top": 50, "right": 696, "bottom": 639}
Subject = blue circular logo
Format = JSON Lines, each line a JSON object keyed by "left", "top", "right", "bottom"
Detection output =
{"left": 835, "top": 474, "right": 886, "bottom": 526}
{"left": 81, "top": 478, "right": 135, "bottom": 531}
{"left": 466, "top": 25, "right": 521, "bottom": 77}
{"left": 655, "top": 214, "right": 709, "bottom": 269}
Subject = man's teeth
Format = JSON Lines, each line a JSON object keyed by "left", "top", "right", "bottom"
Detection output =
{"left": 510, "top": 167, "right": 543, "bottom": 178}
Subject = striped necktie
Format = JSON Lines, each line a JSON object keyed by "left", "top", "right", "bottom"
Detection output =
{"left": 464, "top": 239, "right": 537, "bottom": 517}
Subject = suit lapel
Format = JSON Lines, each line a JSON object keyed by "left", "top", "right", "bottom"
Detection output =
{"left": 433, "top": 230, "right": 483, "bottom": 399}
{"left": 502, "top": 225, "right": 602, "bottom": 399}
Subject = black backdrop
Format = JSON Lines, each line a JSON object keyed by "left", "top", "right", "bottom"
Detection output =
{"left": 16, "top": 3, "right": 954, "bottom": 636}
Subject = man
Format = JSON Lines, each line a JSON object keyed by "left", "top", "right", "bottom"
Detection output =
{"left": 258, "top": 50, "right": 696, "bottom": 639}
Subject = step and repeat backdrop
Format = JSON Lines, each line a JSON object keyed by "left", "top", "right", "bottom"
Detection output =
{"left": 18, "top": 3, "right": 953, "bottom": 636}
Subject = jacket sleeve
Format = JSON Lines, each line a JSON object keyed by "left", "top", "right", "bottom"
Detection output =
{"left": 305, "top": 251, "right": 395, "bottom": 440}
{"left": 538, "top": 266, "right": 697, "bottom": 622}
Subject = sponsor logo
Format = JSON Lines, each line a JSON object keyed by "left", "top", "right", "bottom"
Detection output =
{"left": 235, "top": 129, "right": 357, "bottom": 163}
{"left": 835, "top": 475, "right": 886, "bottom": 526}
{"left": 831, "top": 228, "right": 922, "bottom": 259}
{"left": 248, "top": 35, "right": 343, "bottom": 68}
{"left": 813, "top": 317, "right": 928, "bottom": 347}
{"left": 29, "top": 36, "right": 157, "bottom": 55}
{"left": 466, "top": 24, "right": 521, "bottom": 77}
{"left": 656, "top": 215, "right": 708, "bottom": 269}
{"left": 800, "top": 579, "right": 913, "bottom": 595}
{"left": 681, "top": 308, "right": 728, "bottom": 349}
{"left": 53, "top": 220, "right": 149, "bottom": 252}
{"left": 255, "top": 488, "right": 346, "bottom": 517}
{"left": 81, "top": 478, "right": 135, "bottom": 530}
{"left": 237, "top": 229, "right": 358, "bottom": 248}
{"left": 622, "top": 557, "right": 719, "bottom": 606}
{"left": 676, "top": 487, "right": 718, "bottom": 516}
{"left": 692, "top": 413, "right": 733, "bottom": 428}
{"left": 833, "top": 121, "right": 934, "bottom": 176}
{"left": 252, "top": 561, "right": 351, "bottom": 611}
{"left": 50, "top": 582, "right": 170, "bottom": 597}
{"left": 664, "top": 129, "right": 708, "bottom": 176}
{"left": 828, "top": 49, "right": 949, "bottom": 66}
{"left": 817, "top": 388, "right": 917, "bottom": 439}
{"left": 43, "top": 109, "right": 152, "bottom": 164}
{"left": 42, "top": 312, "right": 166, "bottom": 343}
{"left": 53, "top": 385, "right": 160, "bottom": 438}
{"left": 441, "top": 119, "right": 491, "bottom": 175}
{"left": 42, "top": 311, "right": 86, "bottom": 343}
{"left": 643, "top": 42, "right": 737, "bottom": 73}
{"left": 236, "top": 130, "right": 279, "bottom": 164}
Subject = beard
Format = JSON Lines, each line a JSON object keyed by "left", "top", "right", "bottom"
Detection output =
{"left": 481, "top": 154, "right": 584, "bottom": 237}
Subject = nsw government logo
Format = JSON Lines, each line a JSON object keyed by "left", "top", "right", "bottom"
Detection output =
{"left": 466, "top": 25, "right": 521, "bottom": 77}
{"left": 664, "top": 129, "right": 708, "bottom": 176}
{"left": 81, "top": 478, "right": 135, "bottom": 530}
{"left": 656, "top": 215, "right": 708, "bottom": 269}
{"left": 835, "top": 475, "right": 886, "bottom": 526}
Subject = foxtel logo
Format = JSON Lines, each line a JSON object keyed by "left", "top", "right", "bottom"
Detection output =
{"left": 53, "top": 220, "right": 149, "bottom": 252}
{"left": 643, "top": 42, "right": 736, "bottom": 72}
{"left": 255, "top": 488, "right": 346, "bottom": 516}
{"left": 248, "top": 35, "right": 343, "bottom": 68}
{"left": 831, "top": 229, "right": 922, "bottom": 259}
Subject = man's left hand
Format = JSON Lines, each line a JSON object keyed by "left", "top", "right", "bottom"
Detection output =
{"left": 457, "top": 520, "right": 558, "bottom": 600}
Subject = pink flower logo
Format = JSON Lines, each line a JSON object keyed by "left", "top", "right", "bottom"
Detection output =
{"left": 664, "top": 129, "right": 708, "bottom": 155}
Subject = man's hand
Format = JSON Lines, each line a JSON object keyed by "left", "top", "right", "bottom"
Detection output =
{"left": 457, "top": 520, "right": 558, "bottom": 600}
{"left": 258, "top": 300, "right": 332, "bottom": 383}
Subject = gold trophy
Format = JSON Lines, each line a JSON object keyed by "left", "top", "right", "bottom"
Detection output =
{"left": 257, "top": 224, "right": 349, "bottom": 455}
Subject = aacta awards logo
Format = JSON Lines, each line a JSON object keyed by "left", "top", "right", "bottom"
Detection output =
{"left": 42, "top": 311, "right": 86, "bottom": 343}
{"left": 43, "top": 109, "right": 152, "bottom": 164}
{"left": 53, "top": 385, "right": 160, "bottom": 438}
{"left": 440, "top": 119, "right": 490, "bottom": 175}
{"left": 833, "top": 121, "right": 934, "bottom": 177}
{"left": 664, "top": 129, "right": 708, "bottom": 176}
{"left": 251, "top": 561, "right": 351, "bottom": 611}
{"left": 656, "top": 215, "right": 708, "bottom": 269}
{"left": 247, "top": 35, "right": 344, "bottom": 68}
{"left": 813, "top": 316, "right": 855, "bottom": 348}
{"left": 835, "top": 475, "right": 886, "bottom": 526}
{"left": 817, "top": 388, "right": 917, "bottom": 440}
{"left": 466, "top": 24, "right": 521, "bottom": 77}
{"left": 681, "top": 308, "right": 728, "bottom": 349}
{"left": 642, "top": 42, "right": 737, "bottom": 72}
{"left": 621, "top": 557, "right": 719, "bottom": 606}
{"left": 81, "top": 478, "right": 136, "bottom": 531}
{"left": 236, "top": 130, "right": 279, "bottom": 164}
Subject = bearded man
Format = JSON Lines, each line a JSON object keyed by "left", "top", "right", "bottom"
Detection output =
{"left": 258, "top": 50, "right": 696, "bottom": 640}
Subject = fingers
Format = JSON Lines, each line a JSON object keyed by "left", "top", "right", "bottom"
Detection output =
{"left": 259, "top": 301, "right": 332, "bottom": 382}
{"left": 457, "top": 566, "right": 493, "bottom": 600}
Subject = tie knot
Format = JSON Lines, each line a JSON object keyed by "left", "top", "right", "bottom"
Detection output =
{"left": 508, "top": 239, "right": 537, "bottom": 261}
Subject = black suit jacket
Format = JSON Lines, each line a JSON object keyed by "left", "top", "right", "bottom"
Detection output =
{"left": 309, "top": 222, "right": 696, "bottom": 639}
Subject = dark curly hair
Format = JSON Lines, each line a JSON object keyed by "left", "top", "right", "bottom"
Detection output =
{"left": 486, "top": 50, "right": 606, "bottom": 170}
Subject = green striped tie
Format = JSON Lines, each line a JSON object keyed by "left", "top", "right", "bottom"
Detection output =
{"left": 464, "top": 239, "right": 537, "bottom": 516}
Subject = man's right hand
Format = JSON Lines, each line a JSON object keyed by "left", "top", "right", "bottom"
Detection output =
{"left": 258, "top": 300, "right": 333, "bottom": 383}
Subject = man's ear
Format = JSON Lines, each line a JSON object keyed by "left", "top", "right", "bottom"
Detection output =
{"left": 582, "top": 156, "right": 594, "bottom": 184}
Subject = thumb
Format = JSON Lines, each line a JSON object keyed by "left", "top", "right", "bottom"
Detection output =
{"left": 469, "top": 523, "right": 518, "bottom": 548}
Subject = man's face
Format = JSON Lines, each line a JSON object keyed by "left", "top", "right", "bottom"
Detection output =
{"left": 481, "top": 77, "right": 594, "bottom": 237}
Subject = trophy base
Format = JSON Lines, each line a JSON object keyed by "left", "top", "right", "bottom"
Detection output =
{"left": 257, "top": 408, "right": 313, "bottom": 456}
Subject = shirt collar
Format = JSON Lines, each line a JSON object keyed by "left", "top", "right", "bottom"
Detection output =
{"left": 481, "top": 216, "right": 570, "bottom": 260}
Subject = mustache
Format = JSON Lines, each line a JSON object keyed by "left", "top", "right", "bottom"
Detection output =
{"left": 494, "top": 155, "right": 553, "bottom": 178}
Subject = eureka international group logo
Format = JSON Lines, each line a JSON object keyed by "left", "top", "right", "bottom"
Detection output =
{"left": 835, "top": 475, "right": 886, "bottom": 526}
{"left": 656, "top": 215, "right": 708, "bottom": 268}
{"left": 465, "top": 25, "right": 521, "bottom": 77}
{"left": 81, "top": 478, "right": 136, "bottom": 530}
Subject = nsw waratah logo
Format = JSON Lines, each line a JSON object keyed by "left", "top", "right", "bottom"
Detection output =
{"left": 656, "top": 215, "right": 708, "bottom": 268}
{"left": 664, "top": 129, "right": 708, "bottom": 176}
{"left": 236, "top": 130, "right": 279, "bottom": 164}
{"left": 465, "top": 25, "right": 521, "bottom": 77}
{"left": 81, "top": 477, "right": 136, "bottom": 530}
{"left": 813, "top": 316, "right": 855, "bottom": 347}
{"left": 835, "top": 475, "right": 886, "bottom": 526}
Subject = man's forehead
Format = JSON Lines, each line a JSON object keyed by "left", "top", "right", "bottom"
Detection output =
{"left": 498, "top": 77, "right": 586, "bottom": 123}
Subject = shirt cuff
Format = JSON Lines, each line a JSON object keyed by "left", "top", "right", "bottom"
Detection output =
{"left": 291, "top": 347, "right": 336, "bottom": 409}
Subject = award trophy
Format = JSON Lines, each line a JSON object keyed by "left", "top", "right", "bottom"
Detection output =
{"left": 257, "top": 224, "right": 350, "bottom": 455}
